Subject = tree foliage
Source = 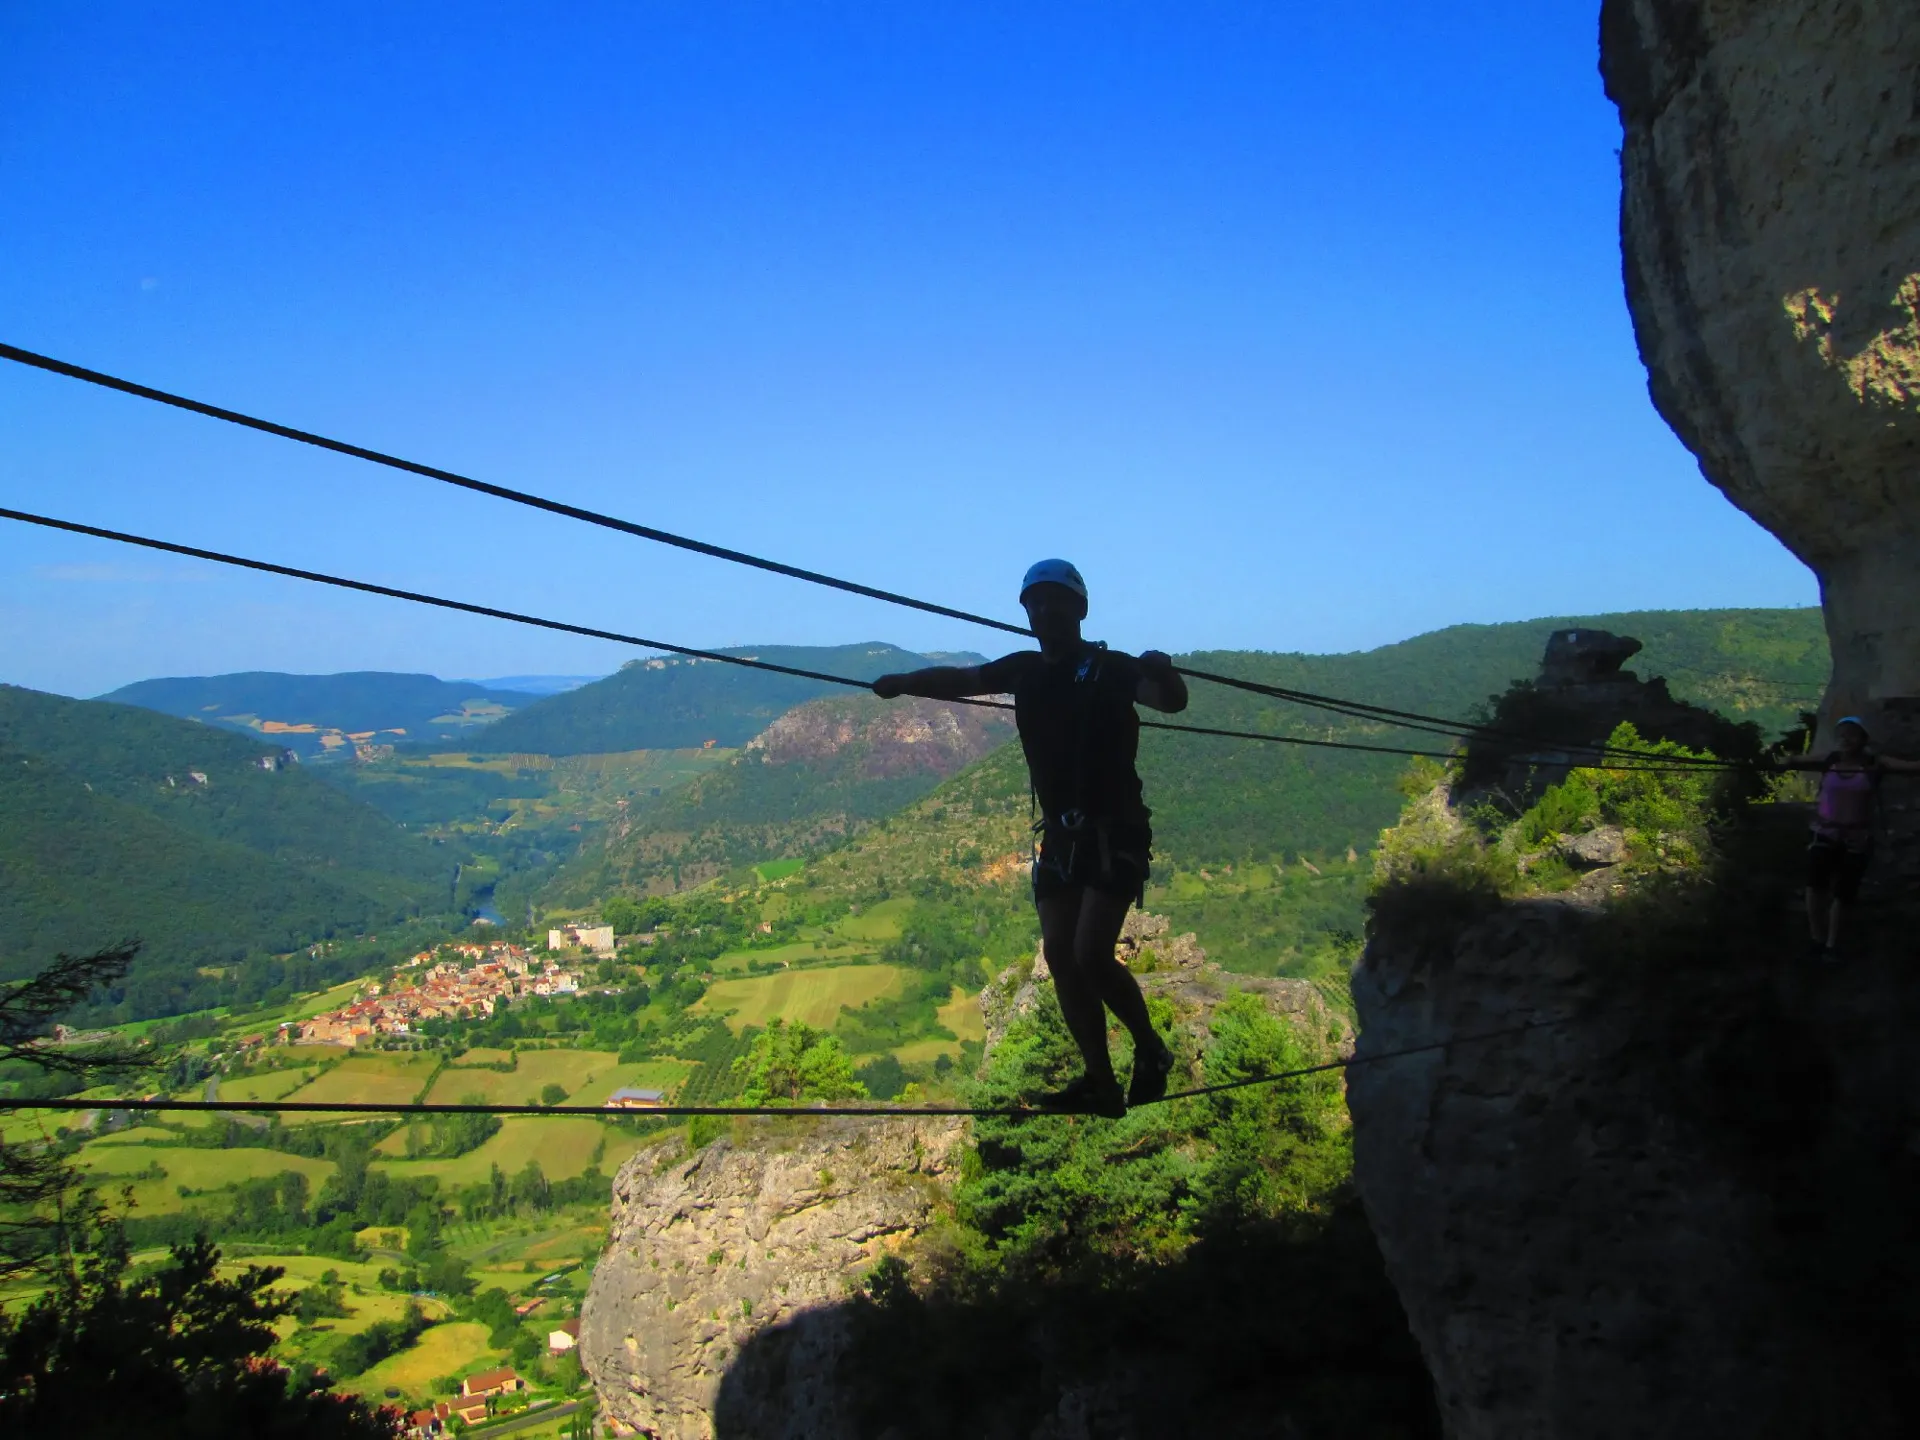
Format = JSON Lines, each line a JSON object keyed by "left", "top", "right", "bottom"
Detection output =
{"left": 732, "top": 1020, "right": 867, "bottom": 1106}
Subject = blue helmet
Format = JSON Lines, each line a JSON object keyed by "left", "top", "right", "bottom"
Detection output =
{"left": 1020, "top": 558, "right": 1087, "bottom": 602}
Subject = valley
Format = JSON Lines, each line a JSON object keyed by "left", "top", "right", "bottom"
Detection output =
{"left": 0, "top": 606, "right": 1828, "bottom": 1427}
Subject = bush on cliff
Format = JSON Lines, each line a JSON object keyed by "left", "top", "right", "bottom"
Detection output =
{"left": 826, "top": 985, "right": 1436, "bottom": 1437}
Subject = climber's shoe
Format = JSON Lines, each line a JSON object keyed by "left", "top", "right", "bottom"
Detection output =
{"left": 1127, "top": 1039, "right": 1176, "bottom": 1108}
{"left": 1033, "top": 1074, "right": 1127, "bottom": 1119}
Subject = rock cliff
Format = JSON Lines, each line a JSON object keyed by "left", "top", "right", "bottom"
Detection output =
{"left": 1601, "top": 0, "right": 1920, "bottom": 754}
{"left": 743, "top": 696, "right": 1012, "bottom": 780}
{"left": 579, "top": 1115, "right": 966, "bottom": 1439}
{"left": 581, "top": 915, "right": 1358, "bottom": 1438}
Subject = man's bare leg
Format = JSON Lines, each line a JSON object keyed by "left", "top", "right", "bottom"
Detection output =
{"left": 1037, "top": 891, "right": 1118, "bottom": 1085}
{"left": 1073, "top": 887, "right": 1155, "bottom": 1049}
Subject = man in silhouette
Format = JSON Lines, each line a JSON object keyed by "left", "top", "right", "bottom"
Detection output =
{"left": 872, "top": 559, "right": 1184, "bottom": 1117}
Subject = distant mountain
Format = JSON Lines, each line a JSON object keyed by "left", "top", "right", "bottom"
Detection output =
{"left": 0, "top": 685, "right": 456, "bottom": 1017}
{"left": 531, "top": 694, "right": 1014, "bottom": 903}
{"left": 100, "top": 671, "right": 540, "bottom": 759}
{"left": 461, "top": 674, "right": 608, "bottom": 696}
{"left": 465, "top": 643, "right": 987, "bottom": 758}
{"left": 542, "top": 606, "right": 1825, "bottom": 907}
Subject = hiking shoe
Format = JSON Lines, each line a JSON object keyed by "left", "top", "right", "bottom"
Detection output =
{"left": 1033, "top": 1074, "right": 1127, "bottom": 1119}
{"left": 1127, "top": 1040, "right": 1176, "bottom": 1108}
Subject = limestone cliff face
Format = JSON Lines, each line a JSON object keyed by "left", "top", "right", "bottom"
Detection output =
{"left": 1601, "top": 0, "right": 1920, "bottom": 742}
{"left": 743, "top": 696, "right": 1012, "bottom": 780}
{"left": 579, "top": 1115, "right": 966, "bottom": 1440}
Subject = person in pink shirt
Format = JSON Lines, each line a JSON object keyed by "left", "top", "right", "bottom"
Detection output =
{"left": 1776, "top": 717, "right": 1920, "bottom": 958}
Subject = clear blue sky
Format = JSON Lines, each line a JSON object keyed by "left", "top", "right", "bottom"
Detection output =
{"left": 0, "top": 2, "right": 1814, "bottom": 698}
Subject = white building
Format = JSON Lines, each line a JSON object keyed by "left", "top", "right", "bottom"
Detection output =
{"left": 546, "top": 923, "right": 615, "bottom": 957}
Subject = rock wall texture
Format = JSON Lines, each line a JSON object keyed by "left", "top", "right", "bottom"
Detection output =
{"left": 1349, "top": 805, "right": 1920, "bottom": 1436}
{"left": 579, "top": 1115, "right": 965, "bottom": 1440}
{"left": 1601, "top": 0, "right": 1920, "bottom": 749}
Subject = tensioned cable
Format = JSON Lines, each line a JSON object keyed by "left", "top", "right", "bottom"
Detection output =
{"left": 0, "top": 341, "right": 1031, "bottom": 639}
{"left": 0, "top": 1014, "right": 1582, "bottom": 1120}
{"left": 0, "top": 342, "right": 1745, "bottom": 771}
{"left": 0, "top": 506, "right": 1744, "bottom": 775}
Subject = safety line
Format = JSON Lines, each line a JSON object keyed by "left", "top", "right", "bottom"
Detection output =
{"left": 0, "top": 1014, "right": 1583, "bottom": 1120}
{"left": 0, "top": 341, "right": 1030, "bottom": 639}
{"left": 0, "top": 504, "right": 993, "bottom": 703}
{"left": 0, "top": 341, "right": 1748, "bottom": 771}
{"left": 0, "top": 506, "right": 1749, "bottom": 774}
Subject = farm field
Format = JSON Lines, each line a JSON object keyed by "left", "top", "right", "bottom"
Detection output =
{"left": 217, "top": 1067, "right": 319, "bottom": 1102}
{"left": 567, "top": 1060, "right": 692, "bottom": 1107}
{"left": 371, "top": 1116, "right": 621, "bottom": 1186}
{"left": 335, "top": 1320, "right": 493, "bottom": 1398}
{"left": 74, "top": 1143, "right": 334, "bottom": 1215}
{"left": 695, "top": 963, "right": 905, "bottom": 1031}
{"left": 939, "top": 986, "right": 986, "bottom": 1044}
{"left": 452, "top": 1047, "right": 514, "bottom": 1066}
{"left": 424, "top": 1049, "right": 616, "bottom": 1106}
{"left": 834, "top": 896, "right": 914, "bottom": 941}
{"left": 278, "top": 1052, "right": 441, "bottom": 1120}
{"left": 80, "top": 1124, "right": 180, "bottom": 1146}
{"left": 710, "top": 937, "right": 875, "bottom": 974}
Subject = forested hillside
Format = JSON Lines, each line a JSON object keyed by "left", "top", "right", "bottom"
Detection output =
{"left": 0, "top": 686, "right": 457, "bottom": 1016}
{"left": 465, "top": 644, "right": 983, "bottom": 756}
{"left": 530, "top": 694, "right": 1015, "bottom": 906}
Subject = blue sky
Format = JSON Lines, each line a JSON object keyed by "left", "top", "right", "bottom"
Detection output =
{"left": 0, "top": 3, "right": 1814, "bottom": 697}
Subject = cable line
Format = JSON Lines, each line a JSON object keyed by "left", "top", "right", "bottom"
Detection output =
{"left": 0, "top": 342, "right": 1747, "bottom": 770}
{"left": 0, "top": 340, "right": 1032, "bottom": 639}
{"left": 0, "top": 1014, "right": 1584, "bottom": 1121}
{"left": 0, "top": 505, "right": 1738, "bottom": 774}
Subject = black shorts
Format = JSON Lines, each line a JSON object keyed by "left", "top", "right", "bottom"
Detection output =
{"left": 1808, "top": 838, "right": 1871, "bottom": 902}
{"left": 1032, "top": 820, "right": 1151, "bottom": 907}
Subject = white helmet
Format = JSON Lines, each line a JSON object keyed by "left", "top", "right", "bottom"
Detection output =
{"left": 1020, "top": 558, "right": 1087, "bottom": 602}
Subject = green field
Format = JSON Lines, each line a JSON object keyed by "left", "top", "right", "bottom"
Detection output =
{"left": 216, "top": 1067, "right": 319, "bottom": 1102}
{"left": 567, "top": 1060, "right": 693, "bottom": 1107}
{"left": 452, "top": 1046, "right": 515, "bottom": 1066}
{"left": 423, "top": 1049, "right": 616, "bottom": 1107}
{"left": 80, "top": 1124, "right": 180, "bottom": 1146}
{"left": 753, "top": 858, "right": 806, "bottom": 882}
{"left": 278, "top": 1053, "right": 440, "bottom": 1119}
{"left": 75, "top": 1143, "right": 334, "bottom": 1215}
{"left": 834, "top": 896, "right": 915, "bottom": 941}
{"left": 336, "top": 1320, "right": 494, "bottom": 1397}
{"left": 696, "top": 962, "right": 904, "bottom": 1030}
{"left": 372, "top": 1117, "right": 617, "bottom": 1186}
{"left": 710, "top": 937, "right": 875, "bottom": 974}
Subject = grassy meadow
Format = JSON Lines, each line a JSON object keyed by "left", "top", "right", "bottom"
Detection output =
{"left": 694, "top": 963, "right": 905, "bottom": 1030}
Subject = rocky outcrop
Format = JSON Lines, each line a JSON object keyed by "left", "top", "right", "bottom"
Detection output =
{"left": 583, "top": 914, "right": 1351, "bottom": 1437}
{"left": 743, "top": 696, "right": 1012, "bottom": 779}
{"left": 1601, "top": 0, "right": 1920, "bottom": 753}
{"left": 580, "top": 1116, "right": 966, "bottom": 1440}
{"left": 980, "top": 909, "right": 1346, "bottom": 1056}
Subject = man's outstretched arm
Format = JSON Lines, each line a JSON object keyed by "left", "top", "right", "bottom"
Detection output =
{"left": 1135, "top": 651, "right": 1188, "bottom": 713}
{"left": 872, "top": 662, "right": 999, "bottom": 701}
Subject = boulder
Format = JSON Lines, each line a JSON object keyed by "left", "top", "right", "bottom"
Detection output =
{"left": 1559, "top": 825, "right": 1628, "bottom": 868}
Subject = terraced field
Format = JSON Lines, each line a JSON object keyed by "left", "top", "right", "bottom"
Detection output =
{"left": 336, "top": 1320, "right": 493, "bottom": 1397}
{"left": 74, "top": 1143, "right": 334, "bottom": 1214}
{"left": 278, "top": 1053, "right": 441, "bottom": 1120}
{"left": 694, "top": 963, "right": 905, "bottom": 1030}
{"left": 422, "top": 1049, "right": 616, "bottom": 1107}
{"left": 371, "top": 1116, "right": 619, "bottom": 1186}
{"left": 217, "top": 1067, "right": 320, "bottom": 1102}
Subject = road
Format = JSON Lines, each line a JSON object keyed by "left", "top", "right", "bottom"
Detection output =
{"left": 461, "top": 1399, "right": 585, "bottom": 1437}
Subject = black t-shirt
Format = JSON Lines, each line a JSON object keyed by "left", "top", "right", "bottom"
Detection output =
{"left": 980, "top": 645, "right": 1149, "bottom": 829}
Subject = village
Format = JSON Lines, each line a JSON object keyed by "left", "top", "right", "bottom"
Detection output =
{"left": 290, "top": 939, "right": 587, "bottom": 1047}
